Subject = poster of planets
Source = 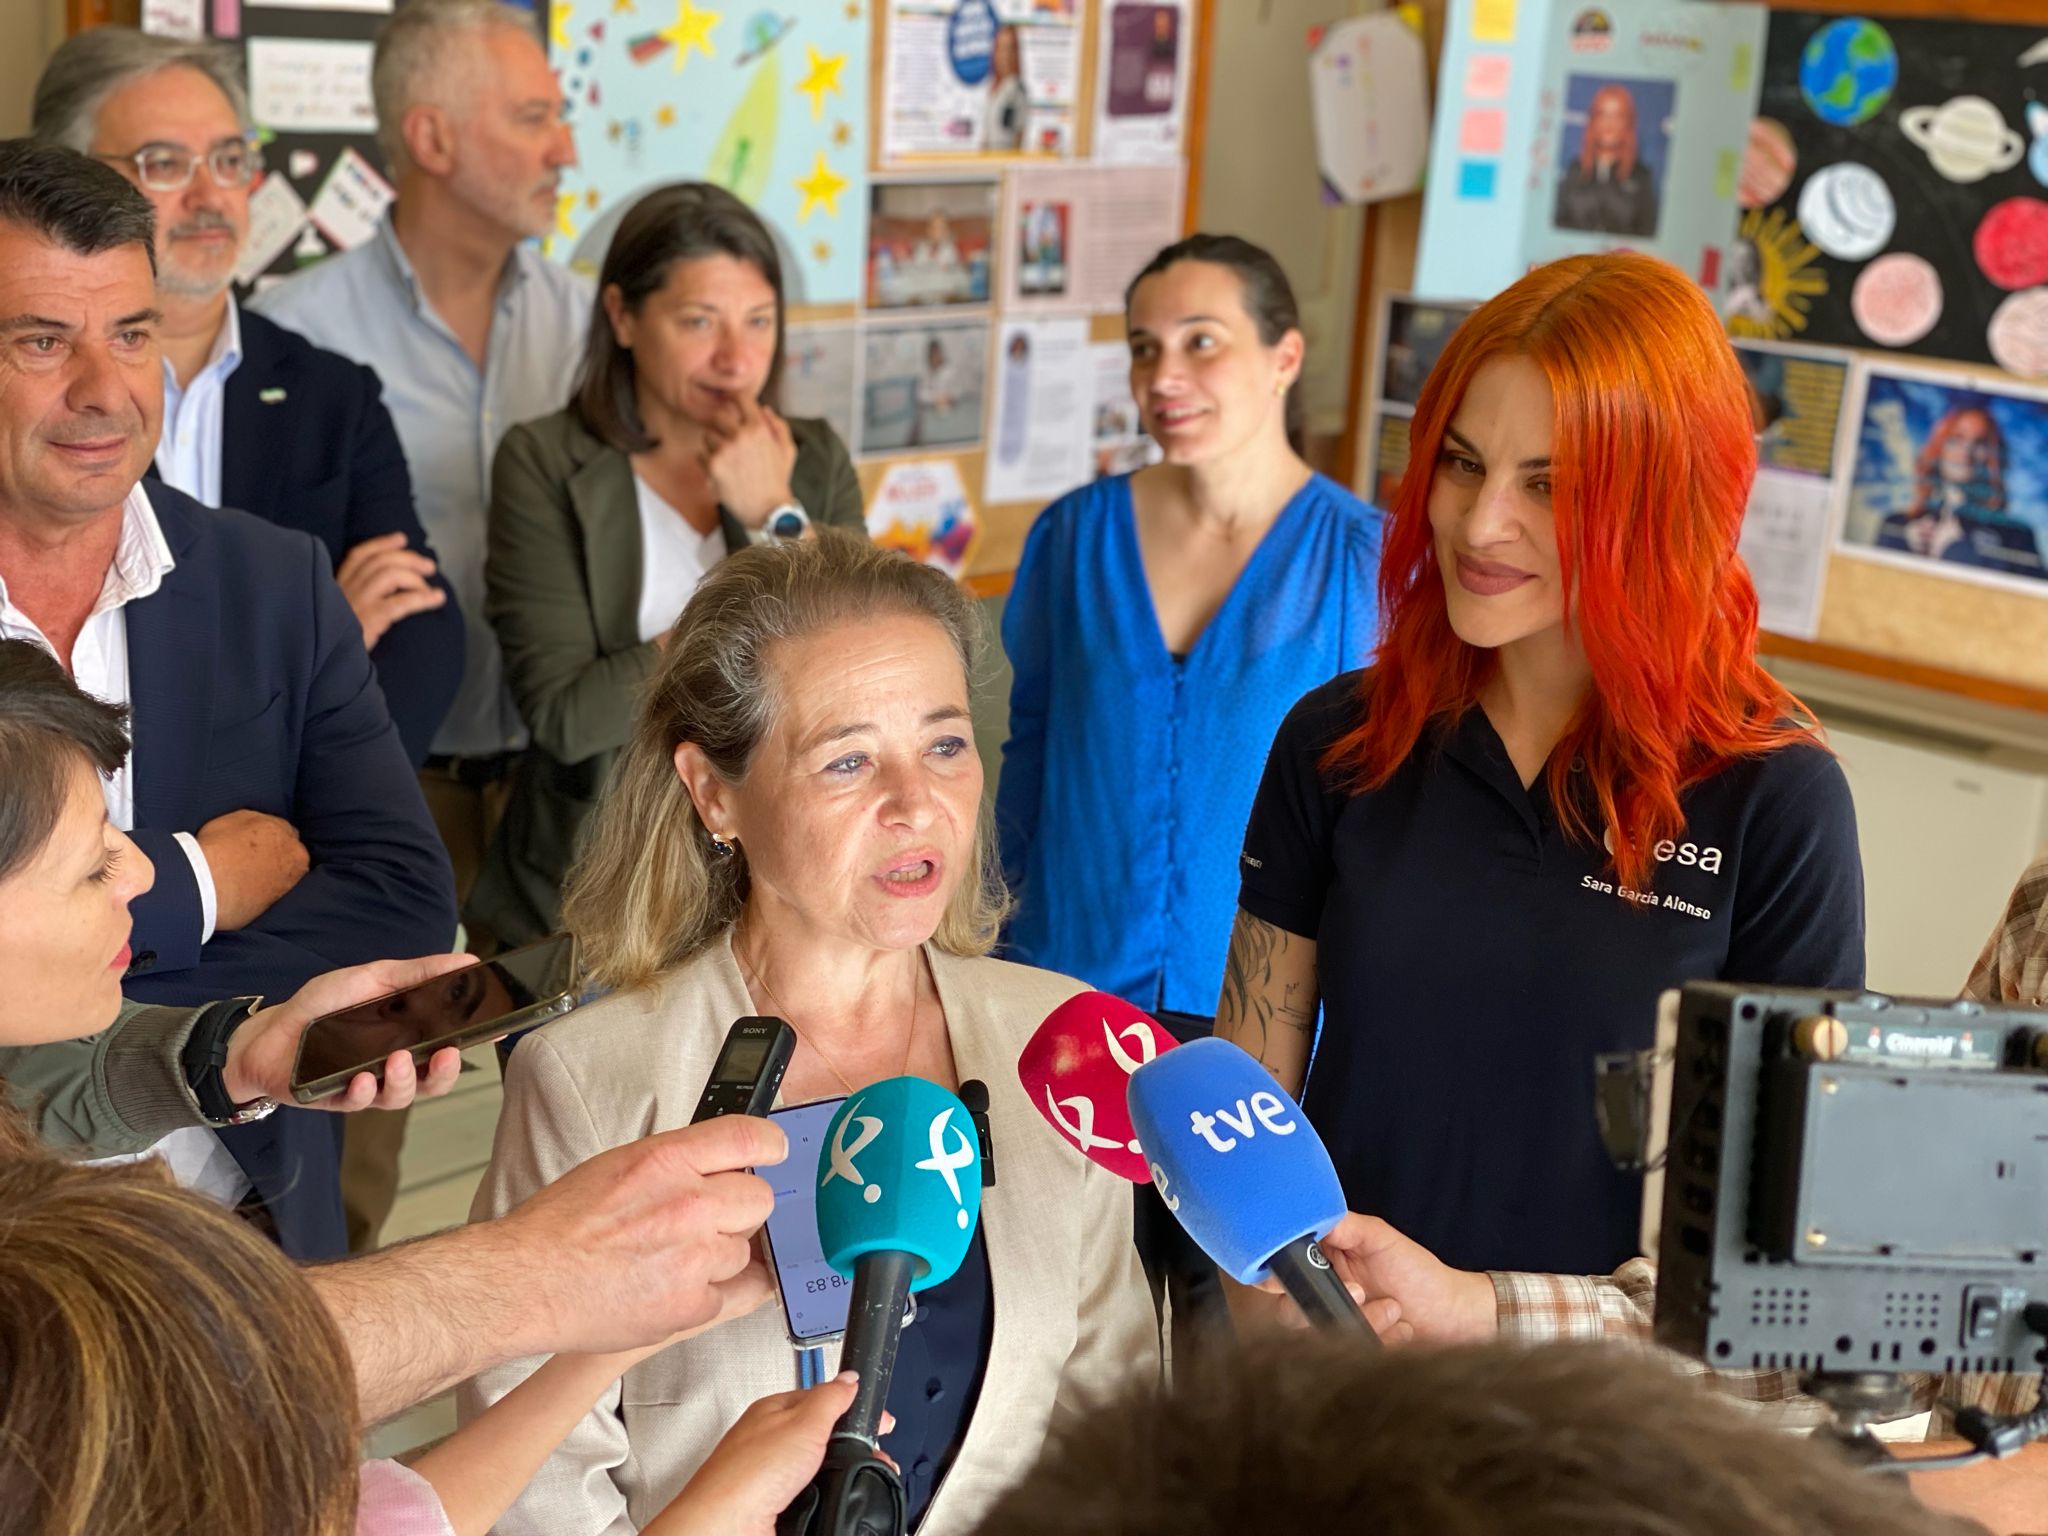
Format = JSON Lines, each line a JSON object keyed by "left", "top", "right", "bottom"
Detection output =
{"left": 548, "top": 1, "right": 870, "bottom": 304}
{"left": 1730, "top": 10, "right": 2048, "bottom": 375}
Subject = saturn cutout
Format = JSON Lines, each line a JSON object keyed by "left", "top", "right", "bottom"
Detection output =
{"left": 1796, "top": 162, "right": 1896, "bottom": 261}
{"left": 1901, "top": 96, "right": 2026, "bottom": 184}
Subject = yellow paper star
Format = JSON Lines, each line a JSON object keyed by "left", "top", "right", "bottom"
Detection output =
{"left": 660, "top": 0, "right": 720, "bottom": 71}
{"left": 611, "top": 0, "right": 635, "bottom": 11}
{"left": 794, "top": 44, "right": 847, "bottom": 121}
{"left": 656, "top": 103, "right": 677, "bottom": 127}
{"left": 549, "top": 0, "right": 572, "bottom": 49}
{"left": 832, "top": 120, "right": 853, "bottom": 147}
{"left": 845, "top": 1, "right": 860, "bottom": 17}
{"left": 555, "top": 190, "right": 580, "bottom": 240}
{"left": 585, "top": 188, "right": 601, "bottom": 209}
{"left": 794, "top": 152, "right": 848, "bottom": 222}
{"left": 812, "top": 240, "right": 832, "bottom": 262}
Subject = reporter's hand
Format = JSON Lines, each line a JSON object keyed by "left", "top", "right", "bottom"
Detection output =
{"left": 701, "top": 398, "right": 797, "bottom": 525}
{"left": 492, "top": 1116, "right": 783, "bottom": 1357}
{"left": 644, "top": 1373, "right": 895, "bottom": 1536}
{"left": 335, "top": 532, "right": 445, "bottom": 650}
{"left": 221, "top": 953, "right": 478, "bottom": 1108}
{"left": 196, "top": 809, "right": 309, "bottom": 930}
{"left": 1278, "top": 1213, "right": 1497, "bottom": 1344}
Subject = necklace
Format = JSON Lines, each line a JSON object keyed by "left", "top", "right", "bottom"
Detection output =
{"left": 734, "top": 927, "right": 922, "bottom": 1095}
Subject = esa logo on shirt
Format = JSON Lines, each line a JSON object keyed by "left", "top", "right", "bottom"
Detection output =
{"left": 1604, "top": 827, "right": 1724, "bottom": 875}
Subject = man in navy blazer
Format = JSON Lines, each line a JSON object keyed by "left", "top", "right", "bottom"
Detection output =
{"left": 34, "top": 29, "right": 463, "bottom": 767}
{"left": 0, "top": 141, "right": 457, "bottom": 1259}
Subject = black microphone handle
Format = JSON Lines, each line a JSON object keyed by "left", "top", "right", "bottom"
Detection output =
{"left": 1266, "top": 1236, "right": 1379, "bottom": 1347}
{"left": 832, "top": 1249, "right": 916, "bottom": 1446}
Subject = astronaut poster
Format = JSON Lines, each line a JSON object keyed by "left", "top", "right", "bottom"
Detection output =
{"left": 1837, "top": 359, "right": 2048, "bottom": 596}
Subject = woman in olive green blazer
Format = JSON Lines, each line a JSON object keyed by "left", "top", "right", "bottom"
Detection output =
{"left": 475, "top": 184, "right": 866, "bottom": 948}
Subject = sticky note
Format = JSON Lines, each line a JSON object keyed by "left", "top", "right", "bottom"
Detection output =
{"left": 1714, "top": 147, "right": 1738, "bottom": 202}
{"left": 1730, "top": 41, "right": 1754, "bottom": 92}
{"left": 1458, "top": 160, "right": 1499, "bottom": 200}
{"left": 1464, "top": 54, "right": 1512, "bottom": 100}
{"left": 1471, "top": 0, "right": 1515, "bottom": 44}
{"left": 1459, "top": 108, "right": 1507, "bottom": 154}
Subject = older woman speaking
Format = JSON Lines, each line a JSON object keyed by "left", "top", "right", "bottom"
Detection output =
{"left": 463, "top": 533, "right": 1157, "bottom": 1535}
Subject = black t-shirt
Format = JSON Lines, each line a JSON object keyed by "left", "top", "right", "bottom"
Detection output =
{"left": 1238, "top": 672, "right": 1865, "bottom": 1275}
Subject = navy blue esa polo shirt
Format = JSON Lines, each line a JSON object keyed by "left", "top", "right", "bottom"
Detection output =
{"left": 1239, "top": 672, "right": 1865, "bottom": 1276}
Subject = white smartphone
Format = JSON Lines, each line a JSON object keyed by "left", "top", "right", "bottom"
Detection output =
{"left": 763, "top": 1095, "right": 853, "bottom": 1348}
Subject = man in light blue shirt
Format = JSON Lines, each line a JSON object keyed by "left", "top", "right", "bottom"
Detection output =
{"left": 253, "top": 0, "right": 589, "bottom": 1247}
{"left": 254, "top": 0, "right": 589, "bottom": 879}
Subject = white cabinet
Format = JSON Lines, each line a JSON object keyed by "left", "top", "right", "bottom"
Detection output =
{"left": 1823, "top": 721, "right": 2048, "bottom": 998}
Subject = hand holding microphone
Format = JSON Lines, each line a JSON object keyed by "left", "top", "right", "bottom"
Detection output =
{"left": 1126, "top": 1037, "right": 1381, "bottom": 1343}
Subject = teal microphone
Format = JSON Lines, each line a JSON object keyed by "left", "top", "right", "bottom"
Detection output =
{"left": 815, "top": 1076, "right": 983, "bottom": 1444}
{"left": 783, "top": 1078, "right": 983, "bottom": 1536}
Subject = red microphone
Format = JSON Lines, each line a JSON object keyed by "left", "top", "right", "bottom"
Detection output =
{"left": 1017, "top": 990, "right": 1180, "bottom": 1183}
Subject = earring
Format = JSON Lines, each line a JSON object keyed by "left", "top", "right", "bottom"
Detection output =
{"left": 1274, "top": 377, "right": 1290, "bottom": 397}
{"left": 710, "top": 832, "right": 737, "bottom": 859}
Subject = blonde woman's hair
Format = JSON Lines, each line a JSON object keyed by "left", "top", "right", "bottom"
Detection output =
{"left": 0, "top": 1109, "right": 359, "bottom": 1536}
{"left": 563, "top": 531, "right": 1009, "bottom": 993}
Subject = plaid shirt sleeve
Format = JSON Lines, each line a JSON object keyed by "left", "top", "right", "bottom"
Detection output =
{"left": 1964, "top": 851, "right": 2048, "bottom": 1006}
{"left": 1490, "top": 1261, "right": 2041, "bottom": 1434}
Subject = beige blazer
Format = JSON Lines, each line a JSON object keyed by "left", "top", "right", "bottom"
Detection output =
{"left": 459, "top": 935, "right": 1160, "bottom": 1536}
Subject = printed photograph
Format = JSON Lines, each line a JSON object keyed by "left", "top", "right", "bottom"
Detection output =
{"left": 1552, "top": 73, "right": 1675, "bottom": 239}
{"left": 859, "top": 321, "right": 989, "bottom": 454}
{"left": 1380, "top": 297, "right": 1475, "bottom": 409}
{"left": 865, "top": 180, "right": 998, "bottom": 311}
{"left": 1840, "top": 365, "right": 2048, "bottom": 590}
{"left": 1017, "top": 198, "right": 1071, "bottom": 297}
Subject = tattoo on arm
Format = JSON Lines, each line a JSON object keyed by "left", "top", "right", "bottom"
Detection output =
{"left": 1219, "top": 912, "right": 1318, "bottom": 1067}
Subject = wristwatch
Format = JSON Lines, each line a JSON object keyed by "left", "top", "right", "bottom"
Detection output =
{"left": 180, "top": 995, "right": 279, "bottom": 1126}
{"left": 756, "top": 502, "right": 812, "bottom": 543}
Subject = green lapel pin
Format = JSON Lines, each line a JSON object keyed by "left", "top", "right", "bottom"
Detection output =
{"left": 259, "top": 387, "right": 287, "bottom": 403}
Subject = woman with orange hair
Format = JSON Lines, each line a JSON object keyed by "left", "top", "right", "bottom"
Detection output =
{"left": 1553, "top": 83, "right": 1659, "bottom": 237}
{"left": 1215, "top": 252, "right": 1862, "bottom": 1286}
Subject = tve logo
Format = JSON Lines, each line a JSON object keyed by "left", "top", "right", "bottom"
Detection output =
{"left": 1187, "top": 1091, "right": 1299, "bottom": 1152}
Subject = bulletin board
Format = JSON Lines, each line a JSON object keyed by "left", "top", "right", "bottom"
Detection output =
{"left": 1350, "top": 0, "right": 2048, "bottom": 712}
{"left": 125, "top": 0, "right": 1207, "bottom": 586}
{"left": 545, "top": 0, "right": 1210, "bottom": 587}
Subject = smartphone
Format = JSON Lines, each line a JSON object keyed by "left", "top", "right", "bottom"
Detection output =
{"left": 288, "top": 933, "right": 579, "bottom": 1103}
{"left": 763, "top": 1094, "right": 854, "bottom": 1348}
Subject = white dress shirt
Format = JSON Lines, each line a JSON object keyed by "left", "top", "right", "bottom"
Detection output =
{"left": 0, "top": 482, "right": 245, "bottom": 1208}
{"left": 154, "top": 298, "right": 244, "bottom": 508}
{"left": 633, "top": 474, "right": 726, "bottom": 642}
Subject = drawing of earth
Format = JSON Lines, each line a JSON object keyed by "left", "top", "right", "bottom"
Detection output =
{"left": 1798, "top": 18, "right": 1898, "bottom": 129}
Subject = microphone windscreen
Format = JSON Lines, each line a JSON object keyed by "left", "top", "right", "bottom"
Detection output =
{"left": 1017, "top": 990, "right": 1179, "bottom": 1183}
{"left": 1125, "top": 1037, "right": 1347, "bottom": 1284}
{"left": 815, "top": 1076, "right": 982, "bottom": 1293}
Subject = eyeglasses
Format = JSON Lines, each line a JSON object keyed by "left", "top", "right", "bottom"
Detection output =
{"left": 96, "top": 139, "right": 263, "bottom": 193}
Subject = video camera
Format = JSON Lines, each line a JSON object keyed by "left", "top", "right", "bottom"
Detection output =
{"left": 1643, "top": 983, "right": 2048, "bottom": 1457}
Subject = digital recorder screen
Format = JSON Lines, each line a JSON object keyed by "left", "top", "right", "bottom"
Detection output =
{"left": 764, "top": 1096, "right": 853, "bottom": 1344}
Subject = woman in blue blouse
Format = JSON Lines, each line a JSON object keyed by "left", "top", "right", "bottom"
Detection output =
{"left": 997, "top": 233, "right": 1384, "bottom": 1035}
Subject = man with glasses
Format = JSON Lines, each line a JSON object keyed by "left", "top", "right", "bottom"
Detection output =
{"left": 32, "top": 28, "right": 463, "bottom": 768}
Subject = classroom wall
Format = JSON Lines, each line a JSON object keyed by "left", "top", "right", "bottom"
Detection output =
{"left": 1194, "top": 0, "right": 1373, "bottom": 456}
{"left": 0, "top": 0, "right": 69, "bottom": 138}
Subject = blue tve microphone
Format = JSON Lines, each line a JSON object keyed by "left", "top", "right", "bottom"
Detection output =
{"left": 785, "top": 1077, "right": 984, "bottom": 1536}
{"left": 1126, "top": 1038, "right": 1374, "bottom": 1341}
